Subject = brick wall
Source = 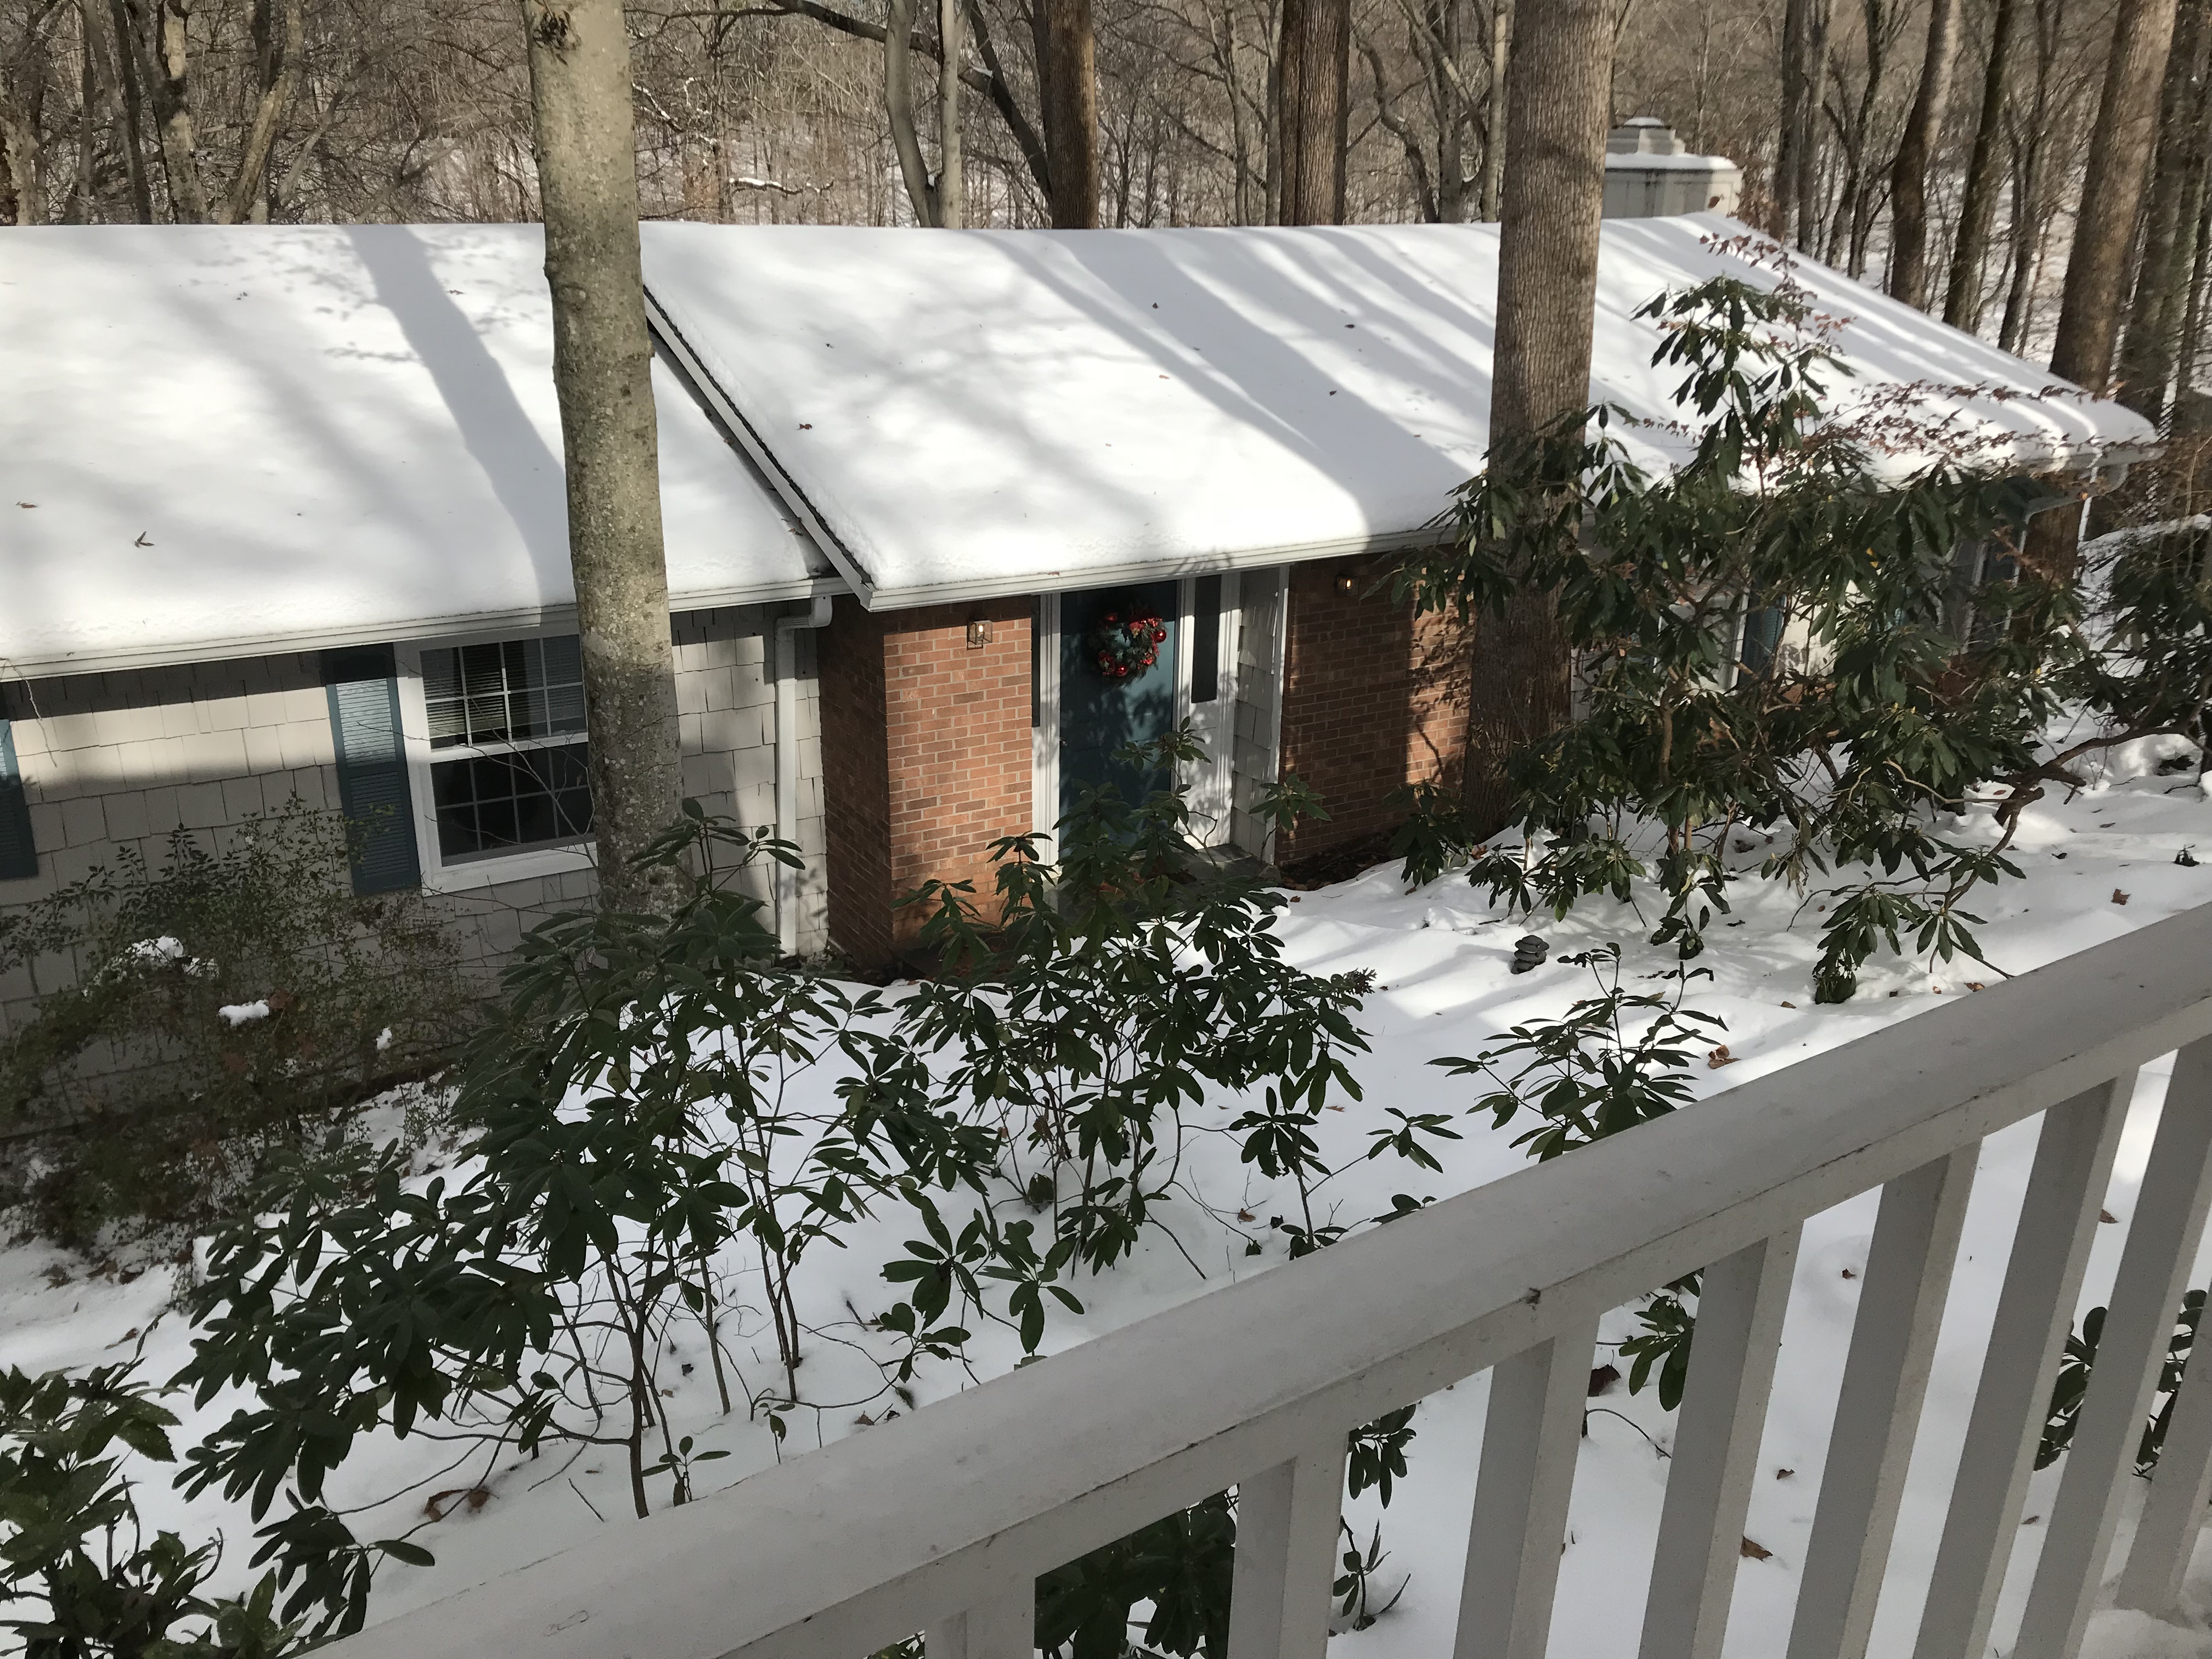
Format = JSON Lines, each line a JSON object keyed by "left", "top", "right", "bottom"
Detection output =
{"left": 1276, "top": 554, "right": 1474, "bottom": 867}
{"left": 819, "top": 600, "right": 896, "bottom": 967}
{"left": 819, "top": 595, "right": 1034, "bottom": 968}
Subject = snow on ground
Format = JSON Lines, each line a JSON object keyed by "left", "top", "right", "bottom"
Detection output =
{"left": 2, "top": 743, "right": 2208, "bottom": 1658}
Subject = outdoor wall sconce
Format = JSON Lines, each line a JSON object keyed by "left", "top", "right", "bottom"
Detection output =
{"left": 967, "top": 619, "right": 994, "bottom": 648}
{"left": 1336, "top": 573, "right": 1357, "bottom": 595}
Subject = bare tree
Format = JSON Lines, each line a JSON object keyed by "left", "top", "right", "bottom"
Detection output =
{"left": 1481, "top": 0, "right": 1508, "bottom": 216}
{"left": 1943, "top": 0, "right": 2018, "bottom": 327}
{"left": 2049, "top": 0, "right": 2181, "bottom": 392}
{"left": 2114, "top": 0, "right": 2210, "bottom": 416}
{"left": 518, "top": 0, "right": 684, "bottom": 913}
{"left": 1888, "top": 0, "right": 1963, "bottom": 306}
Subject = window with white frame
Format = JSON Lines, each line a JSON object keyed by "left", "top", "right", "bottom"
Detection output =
{"left": 419, "top": 636, "right": 592, "bottom": 861}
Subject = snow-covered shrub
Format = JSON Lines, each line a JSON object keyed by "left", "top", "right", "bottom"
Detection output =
{"left": 0, "top": 802, "right": 479, "bottom": 1248}
{"left": 1398, "top": 275, "right": 2212, "bottom": 1001}
{"left": 176, "top": 810, "right": 913, "bottom": 1538}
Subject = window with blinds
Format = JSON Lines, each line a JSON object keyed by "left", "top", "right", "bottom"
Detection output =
{"left": 418, "top": 637, "right": 592, "bottom": 862}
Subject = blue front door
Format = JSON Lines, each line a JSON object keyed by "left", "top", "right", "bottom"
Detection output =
{"left": 1059, "top": 580, "right": 1181, "bottom": 827}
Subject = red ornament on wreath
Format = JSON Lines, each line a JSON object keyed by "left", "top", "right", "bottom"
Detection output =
{"left": 1090, "top": 608, "right": 1169, "bottom": 681}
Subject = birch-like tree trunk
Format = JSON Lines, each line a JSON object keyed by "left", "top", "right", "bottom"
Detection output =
{"left": 1040, "top": 0, "right": 1099, "bottom": 225}
{"left": 938, "top": 0, "right": 964, "bottom": 225}
{"left": 884, "top": 0, "right": 938, "bottom": 222}
{"left": 129, "top": 0, "right": 209, "bottom": 221}
{"left": 1888, "top": 0, "right": 1963, "bottom": 307}
{"left": 1277, "top": 0, "right": 1350, "bottom": 222}
{"left": 1481, "top": 0, "right": 1510, "bottom": 219}
{"left": 517, "top": 0, "right": 684, "bottom": 915}
{"left": 1465, "top": 0, "right": 1611, "bottom": 833}
{"left": 1943, "top": 0, "right": 2018, "bottom": 328}
{"left": 217, "top": 0, "right": 301, "bottom": 223}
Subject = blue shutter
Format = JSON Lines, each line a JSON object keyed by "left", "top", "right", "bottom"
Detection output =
{"left": 0, "top": 720, "right": 34, "bottom": 881}
{"left": 322, "top": 647, "right": 422, "bottom": 895}
{"left": 1741, "top": 606, "right": 1786, "bottom": 676}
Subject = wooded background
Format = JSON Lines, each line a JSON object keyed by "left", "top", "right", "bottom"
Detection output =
{"left": 3, "top": 0, "right": 2208, "bottom": 424}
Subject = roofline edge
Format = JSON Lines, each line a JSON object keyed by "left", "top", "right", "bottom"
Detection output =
{"left": 642, "top": 288, "right": 879, "bottom": 607}
{"left": 0, "top": 577, "right": 852, "bottom": 684}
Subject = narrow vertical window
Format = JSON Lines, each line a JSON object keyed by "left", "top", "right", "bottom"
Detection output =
{"left": 0, "top": 719, "right": 35, "bottom": 881}
{"left": 1192, "top": 574, "right": 1222, "bottom": 704}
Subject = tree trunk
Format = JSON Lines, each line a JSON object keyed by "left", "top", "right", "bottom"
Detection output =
{"left": 517, "top": 0, "right": 685, "bottom": 915}
{"left": 938, "top": 0, "right": 964, "bottom": 226}
{"left": 2049, "top": 0, "right": 2182, "bottom": 394}
{"left": 884, "top": 0, "right": 938, "bottom": 223}
{"left": 1778, "top": 0, "right": 1816, "bottom": 240}
{"left": 1466, "top": 0, "right": 1612, "bottom": 835}
{"left": 2179, "top": 175, "right": 2212, "bottom": 409}
{"left": 217, "top": 0, "right": 302, "bottom": 224}
{"left": 1998, "top": 126, "right": 2042, "bottom": 352}
{"left": 2115, "top": 0, "right": 2210, "bottom": 416}
{"left": 104, "top": 0, "right": 153, "bottom": 221}
{"left": 1481, "top": 0, "right": 1511, "bottom": 219}
{"left": 125, "top": 0, "right": 210, "bottom": 222}
{"left": 1040, "top": 0, "right": 1099, "bottom": 225}
{"left": 1888, "top": 0, "right": 1964, "bottom": 307}
{"left": 1277, "top": 0, "right": 1351, "bottom": 223}
{"left": 1796, "top": 0, "right": 1830, "bottom": 245}
{"left": 0, "top": 97, "right": 36, "bottom": 226}
{"left": 1942, "top": 0, "right": 2017, "bottom": 329}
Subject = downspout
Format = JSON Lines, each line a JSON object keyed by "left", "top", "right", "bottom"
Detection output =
{"left": 773, "top": 595, "right": 834, "bottom": 957}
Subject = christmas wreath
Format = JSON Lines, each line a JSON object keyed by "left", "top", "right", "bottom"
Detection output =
{"left": 1089, "top": 607, "right": 1169, "bottom": 681}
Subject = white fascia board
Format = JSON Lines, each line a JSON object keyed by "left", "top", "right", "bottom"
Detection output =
{"left": 2, "top": 575, "right": 851, "bottom": 683}
{"left": 643, "top": 288, "right": 878, "bottom": 606}
{"left": 851, "top": 527, "right": 1446, "bottom": 613}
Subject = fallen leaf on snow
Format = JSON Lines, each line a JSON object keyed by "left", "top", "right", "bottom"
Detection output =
{"left": 1741, "top": 1537, "right": 1773, "bottom": 1561}
{"left": 2113, "top": 889, "right": 2131, "bottom": 905}
{"left": 1708, "top": 1045, "right": 1736, "bottom": 1069}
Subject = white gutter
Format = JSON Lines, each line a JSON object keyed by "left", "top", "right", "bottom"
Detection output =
{"left": 772, "top": 594, "right": 835, "bottom": 957}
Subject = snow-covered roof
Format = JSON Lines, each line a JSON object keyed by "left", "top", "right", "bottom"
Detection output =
{"left": 1, "top": 225, "right": 834, "bottom": 679}
{"left": 641, "top": 215, "right": 2157, "bottom": 612}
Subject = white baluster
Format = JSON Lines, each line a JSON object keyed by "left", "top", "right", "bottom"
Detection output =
{"left": 926, "top": 1581, "right": 1032, "bottom": 1659}
{"left": 1228, "top": 1436, "right": 1350, "bottom": 1659}
{"left": 1911, "top": 1075, "right": 2131, "bottom": 1659}
{"left": 2015, "top": 1039, "right": 2212, "bottom": 1659}
{"left": 1639, "top": 1227, "right": 1802, "bottom": 1659}
{"left": 1454, "top": 1313, "right": 1602, "bottom": 1659}
{"left": 2115, "top": 1275, "right": 2212, "bottom": 1617}
{"left": 1788, "top": 1146, "right": 1978, "bottom": 1659}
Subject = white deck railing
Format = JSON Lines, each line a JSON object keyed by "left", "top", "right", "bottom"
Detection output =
{"left": 333, "top": 903, "right": 2212, "bottom": 1659}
